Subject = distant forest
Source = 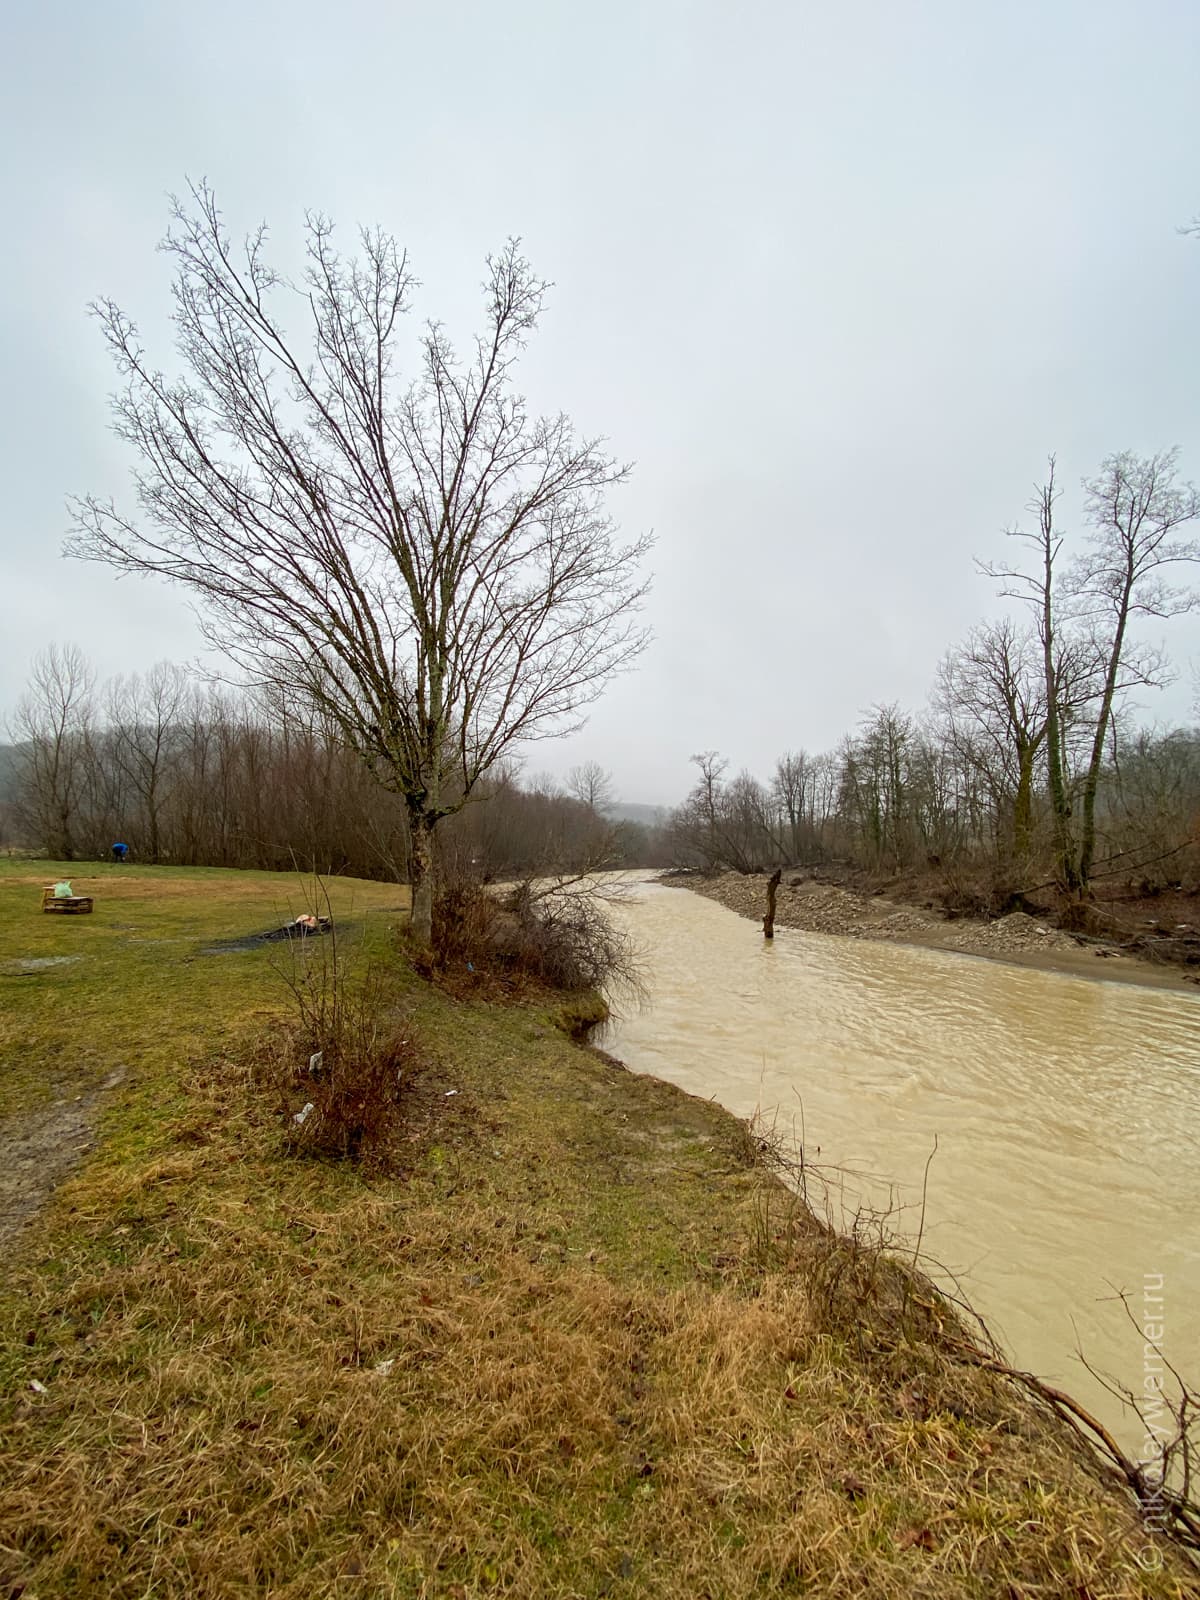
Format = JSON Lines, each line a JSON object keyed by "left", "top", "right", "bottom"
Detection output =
{"left": 6, "top": 448, "right": 1199, "bottom": 911}
{"left": 0, "top": 650, "right": 670, "bottom": 881}
{"left": 668, "top": 714, "right": 1199, "bottom": 901}
{"left": 5, "top": 636, "right": 1195, "bottom": 915}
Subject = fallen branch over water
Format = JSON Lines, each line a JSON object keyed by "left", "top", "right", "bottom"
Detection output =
{"left": 944, "top": 1334, "right": 1200, "bottom": 1551}
{"left": 759, "top": 1124, "right": 1200, "bottom": 1561}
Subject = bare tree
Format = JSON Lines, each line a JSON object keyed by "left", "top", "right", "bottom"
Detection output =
{"left": 566, "top": 760, "right": 615, "bottom": 815}
{"left": 68, "top": 184, "right": 651, "bottom": 941}
{"left": 107, "top": 661, "right": 190, "bottom": 862}
{"left": 936, "top": 619, "right": 1049, "bottom": 871}
{"left": 669, "top": 753, "right": 732, "bottom": 870}
{"left": 979, "top": 459, "right": 1082, "bottom": 890}
{"left": 11, "top": 645, "right": 95, "bottom": 860}
{"left": 668, "top": 752, "right": 783, "bottom": 872}
{"left": 772, "top": 750, "right": 816, "bottom": 861}
{"left": 1071, "top": 450, "right": 1200, "bottom": 887}
{"left": 727, "top": 768, "right": 785, "bottom": 864}
{"left": 838, "top": 705, "right": 919, "bottom": 870}
{"left": 983, "top": 453, "right": 1200, "bottom": 894}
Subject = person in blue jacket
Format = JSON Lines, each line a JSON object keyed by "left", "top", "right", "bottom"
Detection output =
{"left": 112, "top": 841, "right": 129, "bottom": 863}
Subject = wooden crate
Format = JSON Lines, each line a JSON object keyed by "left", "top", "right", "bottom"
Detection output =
{"left": 42, "top": 888, "right": 94, "bottom": 915}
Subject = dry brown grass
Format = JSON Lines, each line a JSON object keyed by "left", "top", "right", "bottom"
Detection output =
{"left": 1, "top": 866, "right": 1195, "bottom": 1597}
{"left": 2, "top": 1052, "right": 1194, "bottom": 1597}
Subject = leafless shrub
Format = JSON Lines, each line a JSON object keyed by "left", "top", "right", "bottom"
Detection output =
{"left": 270, "top": 1022, "right": 418, "bottom": 1172}
{"left": 425, "top": 871, "right": 643, "bottom": 1008}
{"left": 502, "top": 878, "right": 644, "bottom": 998}
{"left": 1055, "top": 897, "right": 1115, "bottom": 937}
{"left": 261, "top": 884, "right": 422, "bottom": 1172}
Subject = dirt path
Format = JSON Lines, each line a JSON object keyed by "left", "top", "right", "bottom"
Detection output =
{"left": 0, "top": 1070, "right": 125, "bottom": 1249}
{"left": 673, "top": 871, "right": 1199, "bottom": 991}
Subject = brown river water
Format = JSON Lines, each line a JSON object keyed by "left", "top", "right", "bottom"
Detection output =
{"left": 599, "top": 876, "right": 1200, "bottom": 1455}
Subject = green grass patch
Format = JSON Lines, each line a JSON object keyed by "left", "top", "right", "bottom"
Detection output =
{"left": 0, "top": 859, "right": 410, "bottom": 1120}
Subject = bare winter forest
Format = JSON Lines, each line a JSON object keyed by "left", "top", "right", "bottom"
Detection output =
{"left": 671, "top": 454, "right": 1200, "bottom": 936}
{"left": 0, "top": 651, "right": 665, "bottom": 881}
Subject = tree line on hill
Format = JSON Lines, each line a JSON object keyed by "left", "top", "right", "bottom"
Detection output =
{"left": 1, "top": 648, "right": 669, "bottom": 881}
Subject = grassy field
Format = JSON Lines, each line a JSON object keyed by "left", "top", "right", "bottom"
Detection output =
{"left": 0, "top": 862, "right": 1192, "bottom": 1597}
{"left": 0, "top": 861, "right": 411, "bottom": 1120}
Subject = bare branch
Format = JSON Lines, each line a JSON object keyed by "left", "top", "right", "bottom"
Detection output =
{"left": 68, "top": 187, "right": 652, "bottom": 940}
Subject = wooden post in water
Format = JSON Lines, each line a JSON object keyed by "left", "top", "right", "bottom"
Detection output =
{"left": 763, "top": 868, "right": 782, "bottom": 940}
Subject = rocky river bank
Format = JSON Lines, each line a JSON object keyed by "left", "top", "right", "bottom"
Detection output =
{"left": 669, "top": 869, "right": 1198, "bottom": 988}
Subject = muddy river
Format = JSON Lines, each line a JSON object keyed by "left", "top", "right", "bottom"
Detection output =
{"left": 600, "top": 877, "right": 1200, "bottom": 1455}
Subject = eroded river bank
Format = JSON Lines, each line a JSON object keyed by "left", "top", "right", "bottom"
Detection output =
{"left": 600, "top": 876, "right": 1200, "bottom": 1456}
{"left": 676, "top": 868, "right": 1199, "bottom": 991}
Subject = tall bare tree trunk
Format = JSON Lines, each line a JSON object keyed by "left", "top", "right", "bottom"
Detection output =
{"left": 408, "top": 808, "right": 435, "bottom": 946}
{"left": 1032, "top": 474, "right": 1079, "bottom": 894}
{"left": 1042, "top": 649, "right": 1078, "bottom": 891}
{"left": 1012, "top": 743, "right": 1035, "bottom": 867}
{"left": 1077, "top": 588, "right": 1131, "bottom": 891}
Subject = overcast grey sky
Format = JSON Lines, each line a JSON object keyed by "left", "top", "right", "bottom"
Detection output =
{"left": 2, "top": 0, "right": 1198, "bottom": 804}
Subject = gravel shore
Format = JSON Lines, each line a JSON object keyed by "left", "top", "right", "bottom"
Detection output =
{"left": 670, "top": 870, "right": 1196, "bottom": 990}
